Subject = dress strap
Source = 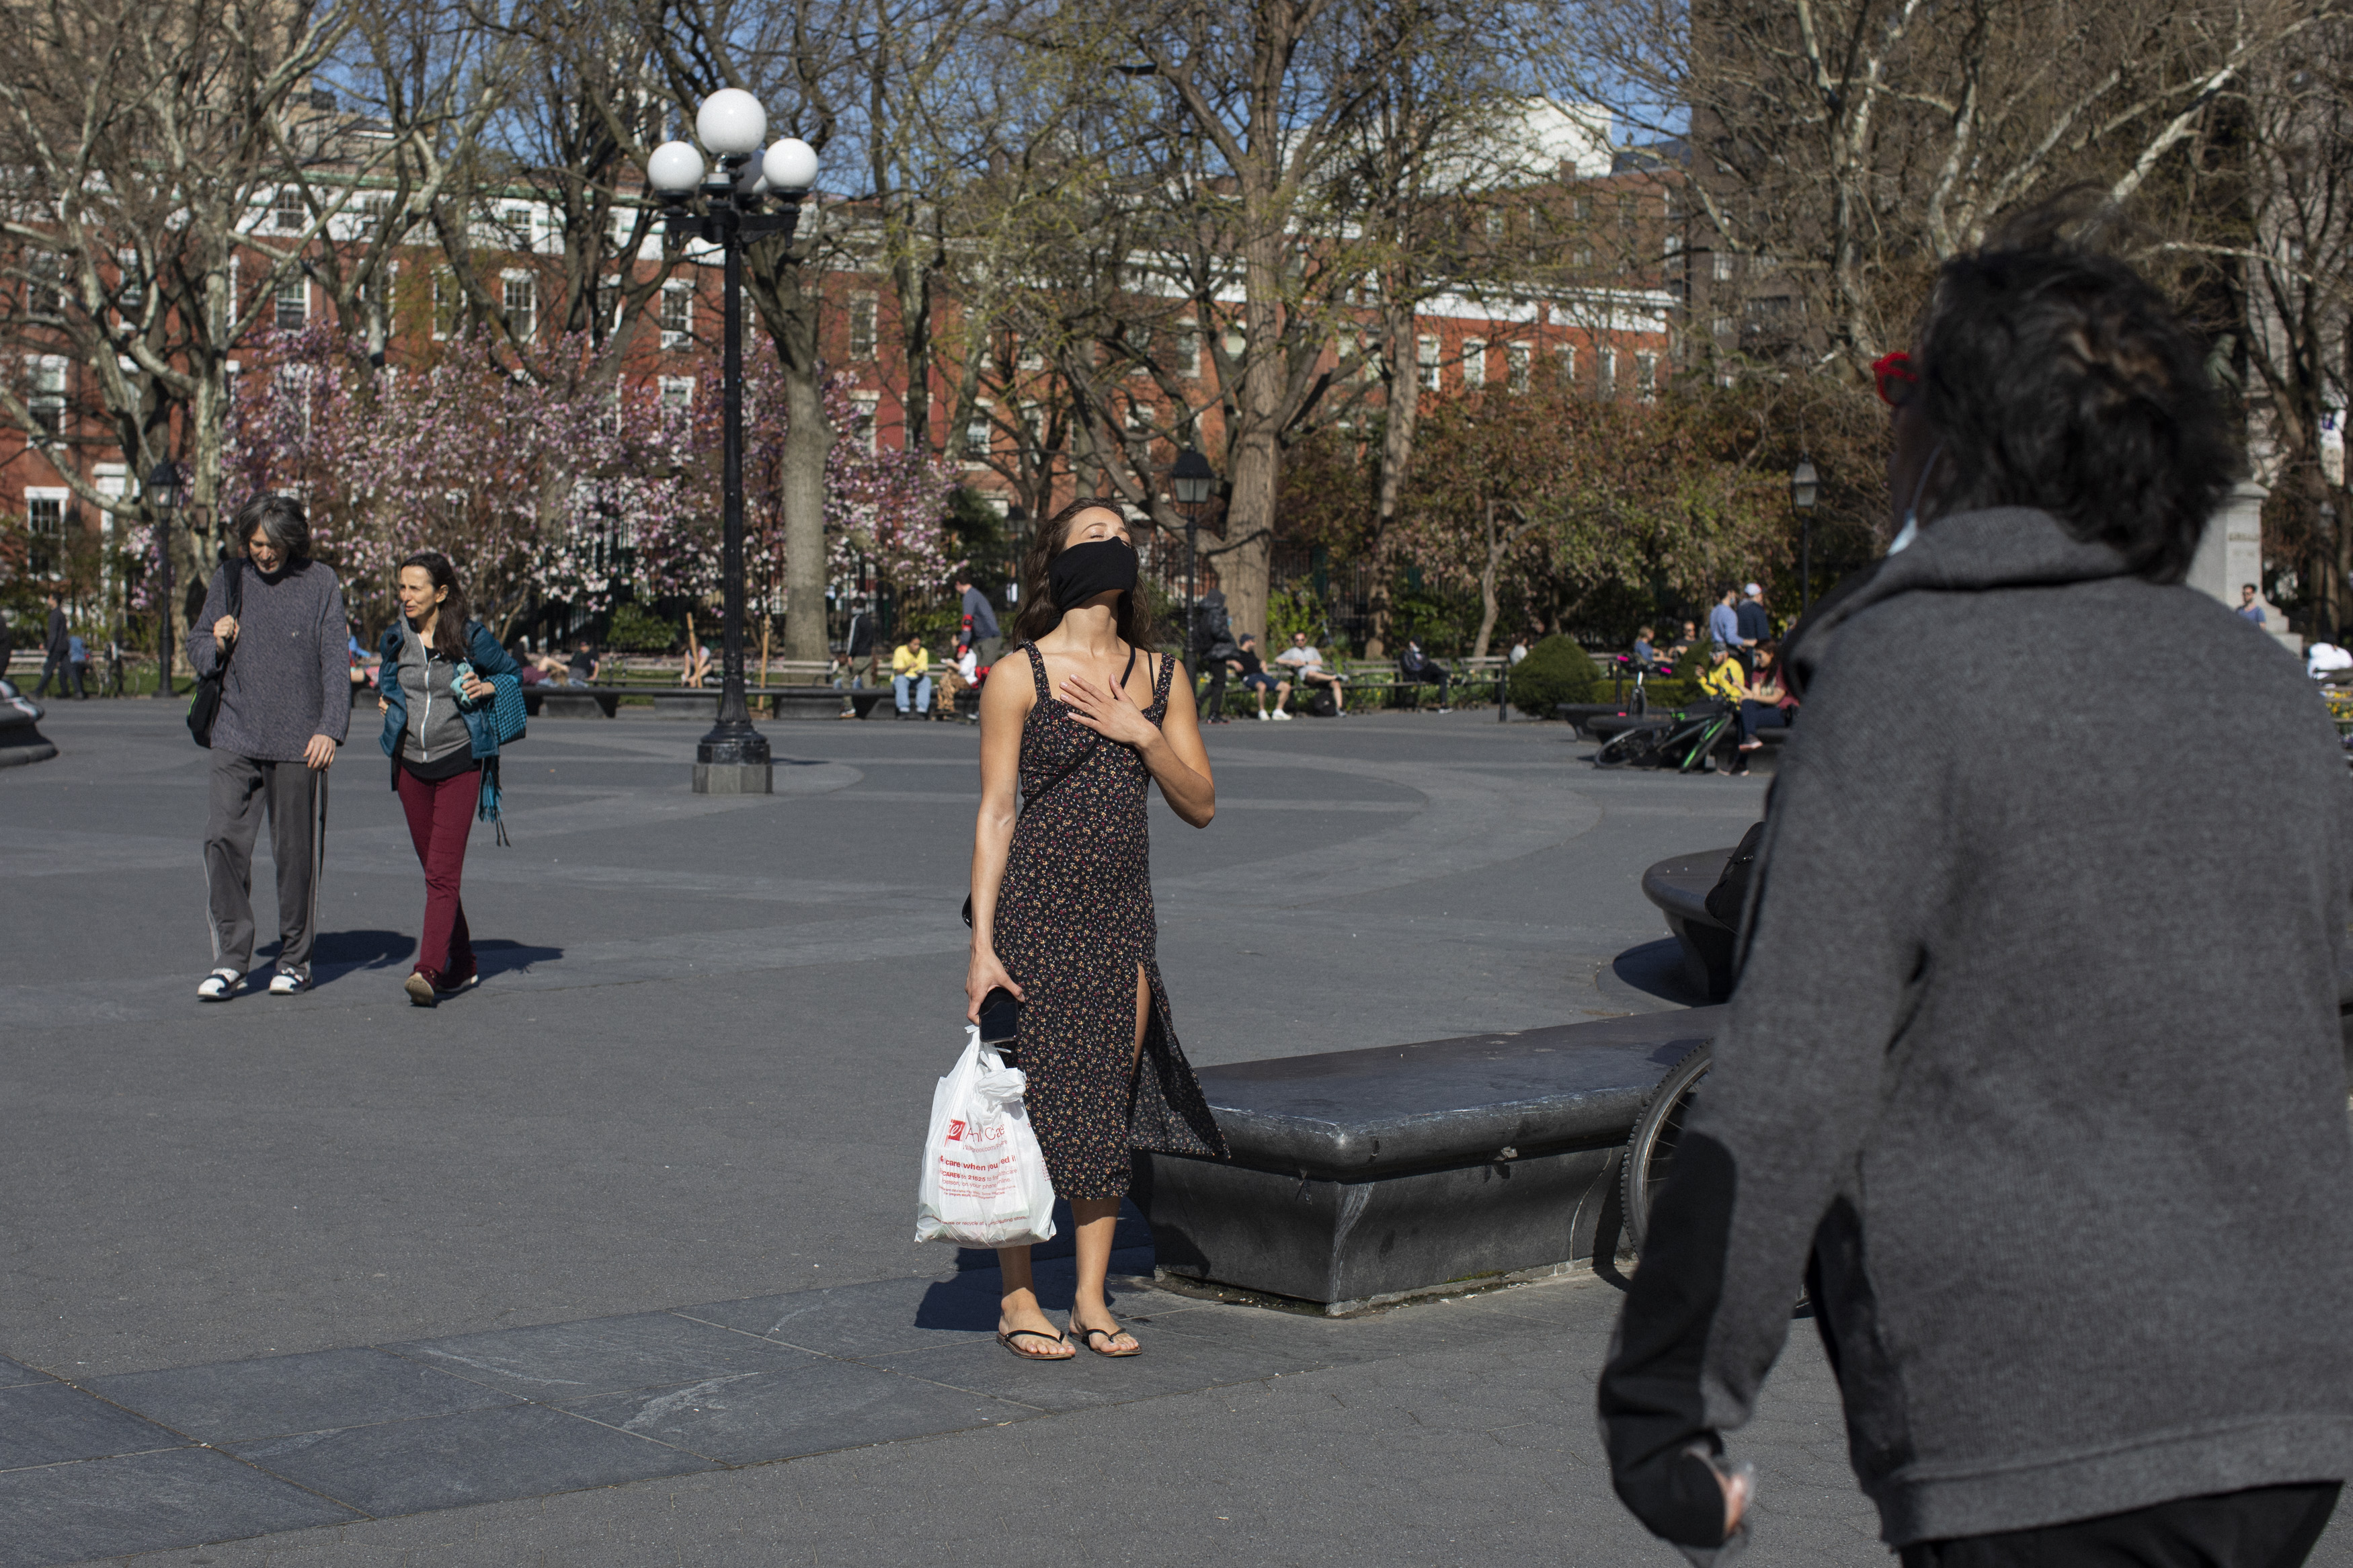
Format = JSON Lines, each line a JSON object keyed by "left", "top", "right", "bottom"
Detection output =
{"left": 1152, "top": 647, "right": 1174, "bottom": 704}
{"left": 1023, "top": 642, "right": 1050, "bottom": 701}
{"left": 1120, "top": 643, "right": 1140, "bottom": 690}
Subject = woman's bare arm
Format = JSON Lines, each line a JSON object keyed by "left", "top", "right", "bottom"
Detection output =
{"left": 965, "top": 661, "right": 1033, "bottom": 1020}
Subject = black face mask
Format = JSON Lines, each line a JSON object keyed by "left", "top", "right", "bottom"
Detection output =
{"left": 1049, "top": 538, "right": 1138, "bottom": 612}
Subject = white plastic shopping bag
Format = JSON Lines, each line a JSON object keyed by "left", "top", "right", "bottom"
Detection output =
{"left": 915, "top": 1026, "right": 1059, "bottom": 1247}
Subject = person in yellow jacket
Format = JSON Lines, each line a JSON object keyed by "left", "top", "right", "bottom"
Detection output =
{"left": 891, "top": 638, "right": 932, "bottom": 718}
{"left": 1698, "top": 645, "right": 1746, "bottom": 703}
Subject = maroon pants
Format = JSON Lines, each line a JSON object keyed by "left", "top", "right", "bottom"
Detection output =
{"left": 395, "top": 766, "right": 476, "bottom": 981}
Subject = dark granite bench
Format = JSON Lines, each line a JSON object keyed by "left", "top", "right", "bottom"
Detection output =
{"left": 0, "top": 680, "right": 56, "bottom": 767}
{"left": 520, "top": 685, "right": 898, "bottom": 720}
{"left": 1642, "top": 846, "right": 1741, "bottom": 1002}
{"left": 1135, "top": 1007, "right": 1723, "bottom": 1312}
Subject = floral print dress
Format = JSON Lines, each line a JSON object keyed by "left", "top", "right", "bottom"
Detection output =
{"left": 992, "top": 643, "right": 1228, "bottom": 1200}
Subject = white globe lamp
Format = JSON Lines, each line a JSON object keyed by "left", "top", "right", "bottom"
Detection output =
{"left": 696, "top": 89, "right": 767, "bottom": 158}
{"left": 646, "top": 140, "right": 706, "bottom": 196}
{"left": 762, "top": 138, "right": 820, "bottom": 194}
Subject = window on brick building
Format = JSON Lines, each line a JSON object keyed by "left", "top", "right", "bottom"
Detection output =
{"left": 1555, "top": 343, "right": 1576, "bottom": 386}
{"left": 28, "top": 357, "right": 67, "bottom": 438}
{"left": 26, "top": 489, "right": 66, "bottom": 574}
{"left": 1507, "top": 342, "right": 1531, "bottom": 393}
{"left": 1597, "top": 350, "right": 1617, "bottom": 401}
{"left": 1417, "top": 335, "right": 1441, "bottom": 391}
{"left": 1462, "top": 339, "right": 1486, "bottom": 388}
{"left": 849, "top": 391, "right": 879, "bottom": 453}
{"left": 431, "top": 272, "right": 460, "bottom": 340}
{"left": 849, "top": 293, "right": 877, "bottom": 360}
{"left": 276, "top": 188, "right": 305, "bottom": 232}
{"left": 502, "top": 274, "right": 536, "bottom": 342}
{"left": 660, "top": 285, "right": 691, "bottom": 349}
{"left": 274, "top": 277, "right": 308, "bottom": 331}
{"left": 965, "top": 403, "right": 992, "bottom": 464}
{"left": 1636, "top": 353, "right": 1657, "bottom": 400}
{"left": 658, "top": 376, "right": 694, "bottom": 411}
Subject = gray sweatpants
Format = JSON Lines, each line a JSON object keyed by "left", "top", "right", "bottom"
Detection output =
{"left": 204, "top": 751, "right": 324, "bottom": 979}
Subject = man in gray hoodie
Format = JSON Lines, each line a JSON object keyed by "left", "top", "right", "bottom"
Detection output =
{"left": 1600, "top": 214, "right": 2352, "bottom": 1564}
{"left": 187, "top": 495, "right": 350, "bottom": 1000}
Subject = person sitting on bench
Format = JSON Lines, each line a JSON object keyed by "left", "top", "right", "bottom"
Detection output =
{"left": 1396, "top": 638, "right": 1452, "bottom": 710}
{"left": 1736, "top": 639, "right": 1797, "bottom": 753}
{"left": 1276, "top": 631, "right": 1347, "bottom": 714}
{"left": 1697, "top": 644, "right": 1746, "bottom": 705}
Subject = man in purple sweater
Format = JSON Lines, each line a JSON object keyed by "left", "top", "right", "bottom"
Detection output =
{"left": 186, "top": 495, "right": 350, "bottom": 1000}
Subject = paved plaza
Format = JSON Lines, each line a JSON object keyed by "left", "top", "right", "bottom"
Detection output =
{"left": 3, "top": 702, "right": 2344, "bottom": 1567}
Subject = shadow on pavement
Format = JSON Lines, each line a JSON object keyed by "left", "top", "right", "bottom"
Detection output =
{"left": 473, "top": 938, "right": 563, "bottom": 979}
{"left": 1611, "top": 936, "right": 1710, "bottom": 1007}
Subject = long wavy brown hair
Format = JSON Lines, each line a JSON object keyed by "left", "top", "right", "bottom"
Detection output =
{"left": 1008, "top": 497, "right": 1162, "bottom": 650}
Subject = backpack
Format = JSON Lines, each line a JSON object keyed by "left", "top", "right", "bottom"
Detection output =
{"left": 1309, "top": 686, "right": 1339, "bottom": 717}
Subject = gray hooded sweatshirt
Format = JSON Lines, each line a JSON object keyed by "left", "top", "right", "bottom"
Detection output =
{"left": 1599, "top": 507, "right": 2353, "bottom": 1550}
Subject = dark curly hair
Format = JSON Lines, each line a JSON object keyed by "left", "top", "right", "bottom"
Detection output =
{"left": 1914, "top": 201, "right": 2234, "bottom": 583}
{"left": 1008, "top": 497, "right": 1164, "bottom": 649}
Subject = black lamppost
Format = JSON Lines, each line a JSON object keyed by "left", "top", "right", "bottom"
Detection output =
{"left": 147, "top": 461, "right": 177, "bottom": 700}
{"left": 1169, "top": 447, "right": 1215, "bottom": 653}
{"left": 1790, "top": 455, "right": 1819, "bottom": 614}
{"left": 646, "top": 93, "right": 819, "bottom": 795}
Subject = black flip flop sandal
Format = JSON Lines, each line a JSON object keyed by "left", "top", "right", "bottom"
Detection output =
{"left": 995, "top": 1327, "right": 1070, "bottom": 1361}
{"left": 1070, "top": 1321, "right": 1142, "bottom": 1358}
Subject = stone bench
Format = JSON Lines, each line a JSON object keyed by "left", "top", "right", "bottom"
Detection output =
{"left": 520, "top": 685, "right": 898, "bottom": 720}
{"left": 1135, "top": 1007, "right": 1724, "bottom": 1313}
{"left": 0, "top": 680, "right": 57, "bottom": 767}
{"left": 1642, "top": 846, "right": 1742, "bottom": 1002}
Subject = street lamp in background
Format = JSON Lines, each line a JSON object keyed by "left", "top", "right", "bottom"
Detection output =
{"left": 645, "top": 90, "right": 820, "bottom": 796}
{"left": 147, "top": 462, "right": 177, "bottom": 700}
{"left": 1168, "top": 447, "right": 1216, "bottom": 657}
{"left": 1790, "top": 455, "right": 1820, "bottom": 614}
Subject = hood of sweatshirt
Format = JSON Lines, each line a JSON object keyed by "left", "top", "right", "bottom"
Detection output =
{"left": 1783, "top": 507, "right": 2139, "bottom": 697}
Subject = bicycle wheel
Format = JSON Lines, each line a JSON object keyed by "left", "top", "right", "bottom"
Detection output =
{"left": 1621, "top": 1042, "right": 1712, "bottom": 1257}
{"left": 1596, "top": 728, "right": 1663, "bottom": 768}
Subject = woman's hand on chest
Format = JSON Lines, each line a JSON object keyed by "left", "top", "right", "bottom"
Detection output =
{"left": 1052, "top": 659, "right": 1158, "bottom": 749}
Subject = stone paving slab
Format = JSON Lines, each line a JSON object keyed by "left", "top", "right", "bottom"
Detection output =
{"left": 0, "top": 1356, "right": 56, "bottom": 1389}
{"left": 0, "top": 1448, "right": 358, "bottom": 1568}
{"left": 85, "top": 1349, "right": 518, "bottom": 1445}
{"left": 219, "top": 1402, "right": 713, "bottom": 1518}
{"left": 0, "top": 1384, "right": 185, "bottom": 1473}
{"left": 380, "top": 1311, "right": 822, "bottom": 1401}
{"left": 554, "top": 1356, "right": 1035, "bottom": 1466}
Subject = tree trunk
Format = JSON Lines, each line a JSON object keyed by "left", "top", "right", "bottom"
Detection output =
{"left": 1474, "top": 498, "right": 1501, "bottom": 659}
{"left": 748, "top": 231, "right": 835, "bottom": 663}
{"left": 1365, "top": 298, "right": 1421, "bottom": 657}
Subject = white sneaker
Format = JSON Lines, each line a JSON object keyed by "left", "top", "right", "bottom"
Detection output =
{"left": 196, "top": 968, "right": 244, "bottom": 1002}
{"left": 1271, "top": 708, "right": 1293, "bottom": 721}
{"left": 1257, "top": 710, "right": 1270, "bottom": 721}
{"left": 268, "top": 971, "right": 308, "bottom": 996}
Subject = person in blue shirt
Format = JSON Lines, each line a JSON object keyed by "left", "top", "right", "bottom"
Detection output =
{"left": 955, "top": 572, "right": 1003, "bottom": 663}
{"left": 64, "top": 631, "right": 89, "bottom": 699}
{"left": 2239, "top": 584, "right": 2268, "bottom": 625}
{"left": 1707, "top": 587, "right": 1742, "bottom": 657}
{"left": 1632, "top": 626, "right": 1657, "bottom": 666}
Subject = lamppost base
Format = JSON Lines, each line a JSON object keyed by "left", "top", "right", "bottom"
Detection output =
{"left": 692, "top": 760, "right": 774, "bottom": 795}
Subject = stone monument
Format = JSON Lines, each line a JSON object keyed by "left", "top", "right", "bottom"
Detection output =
{"left": 2186, "top": 479, "right": 2301, "bottom": 657}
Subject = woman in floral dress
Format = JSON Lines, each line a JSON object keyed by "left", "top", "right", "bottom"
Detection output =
{"left": 965, "top": 499, "right": 1228, "bottom": 1361}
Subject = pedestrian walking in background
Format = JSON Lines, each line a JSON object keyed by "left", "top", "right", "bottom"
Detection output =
{"left": 63, "top": 631, "right": 88, "bottom": 698}
{"left": 33, "top": 591, "right": 69, "bottom": 698}
{"left": 844, "top": 597, "right": 878, "bottom": 686}
{"left": 966, "top": 497, "right": 1228, "bottom": 1362}
{"left": 955, "top": 572, "right": 1003, "bottom": 665}
{"left": 0, "top": 610, "right": 17, "bottom": 686}
{"left": 187, "top": 495, "right": 349, "bottom": 1001}
{"left": 374, "top": 550, "right": 518, "bottom": 1008}
{"left": 1599, "top": 207, "right": 2352, "bottom": 1567}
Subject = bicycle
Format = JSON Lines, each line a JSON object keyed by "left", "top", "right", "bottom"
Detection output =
{"left": 1620, "top": 1041, "right": 1710, "bottom": 1257}
{"left": 1608, "top": 654, "right": 1675, "bottom": 718}
{"left": 1593, "top": 700, "right": 1738, "bottom": 772}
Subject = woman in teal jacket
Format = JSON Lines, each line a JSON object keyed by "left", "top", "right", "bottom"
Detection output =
{"left": 374, "top": 551, "right": 518, "bottom": 1005}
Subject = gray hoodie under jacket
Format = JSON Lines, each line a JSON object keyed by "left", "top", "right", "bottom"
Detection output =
{"left": 1599, "top": 507, "right": 2353, "bottom": 1552}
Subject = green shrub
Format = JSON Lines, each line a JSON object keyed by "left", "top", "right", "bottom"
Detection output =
{"left": 606, "top": 603, "right": 680, "bottom": 653}
{"left": 1507, "top": 633, "right": 1601, "bottom": 717}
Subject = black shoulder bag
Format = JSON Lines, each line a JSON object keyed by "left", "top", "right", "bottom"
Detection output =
{"left": 186, "top": 561, "right": 245, "bottom": 749}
